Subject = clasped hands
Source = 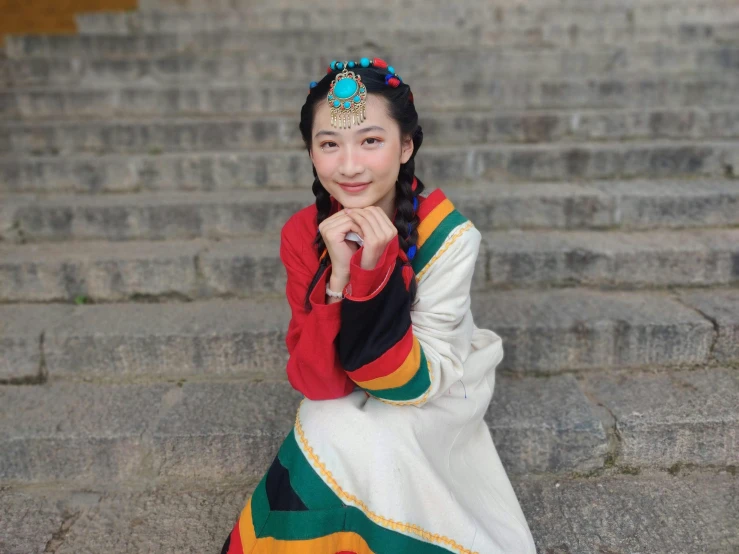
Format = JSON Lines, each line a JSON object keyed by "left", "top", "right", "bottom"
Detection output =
{"left": 318, "top": 206, "right": 398, "bottom": 276}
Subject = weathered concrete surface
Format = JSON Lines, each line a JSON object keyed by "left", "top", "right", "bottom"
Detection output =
{"left": 0, "top": 480, "right": 251, "bottom": 554}
{"left": 1, "top": 468, "right": 736, "bottom": 554}
{"left": 679, "top": 289, "right": 739, "bottom": 364}
{"left": 4, "top": 46, "right": 739, "bottom": 87}
{"left": 39, "top": 299, "right": 291, "bottom": 379}
{"left": 2, "top": 228, "right": 736, "bottom": 302}
{"left": 582, "top": 367, "right": 739, "bottom": 468}
{"left": 471, "top": 288, "right": 715, "bottom": 372}
{"left": 5, "top": 78, "right": 739, "bottom": 121}
{"left": 485, "top": 373, "right": 608, "bottom": 474}
{"left": 518, "top": 467, "right": 739, "bottom": 554}
{"left": 74, "top": 7, "right": 739, "bottom": 42}
{"left": 1, "top": 183, "right": 736, "bottom": 241}
{"left": 0, "top": 304, "right": 69, "bottom": 382}
{"left": 0, "top": 238, "right": 206, "bottom": 302}
{"left": 5, "top": 109, "right": 739, "bottom": 154}
{"left": 2, "top": 367, "right": 735, "bottom": 484}
{"left": 6, "top": 31, "right": 739, "bottom": 65}
{"left": 0, "top": 375, "right": 605, "bottom": 483}
{"left": 3, "top": 142, "right": 737, "bottom": 193}
{"left": 0, "top": 288, "right": 719, "bottom": 380}
{"left": 0, "top": 381, "right": 302, "bottom": 483}
{"left": 0, "top": 486, "right": 78, "bottom": 554}
{"left": 484, "top": 228, "right": 739, "bottom": 288}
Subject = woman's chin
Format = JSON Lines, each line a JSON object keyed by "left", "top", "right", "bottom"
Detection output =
{"left": 337, "top": 197, "right": 372, "bottom": 209}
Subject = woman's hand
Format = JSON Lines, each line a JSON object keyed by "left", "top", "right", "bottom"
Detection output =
{"left": 318, "top": 209, "right": 363, "bottom": 280}
{"left": 344, "top": 206, "right": 398, "bottom": 270}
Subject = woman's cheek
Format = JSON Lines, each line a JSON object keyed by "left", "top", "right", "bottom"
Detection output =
{"left": 313, "top": 152, "right": 334, "bottom": 178}
{"left": 364, "top": 147, "right": 392, "bottom": 174}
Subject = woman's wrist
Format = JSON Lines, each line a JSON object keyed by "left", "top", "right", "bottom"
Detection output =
{"left": 327, "top": 271, "right": 349, "bottom": 304}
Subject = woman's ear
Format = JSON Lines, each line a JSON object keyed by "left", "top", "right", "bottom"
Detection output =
{"left": 400, "top": 134, "right": 414, "bottom": 164}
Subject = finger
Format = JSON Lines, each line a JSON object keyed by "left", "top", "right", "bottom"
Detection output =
{"left": 321, "top": 213, "right": 361, "bottom": 233}
{"left": 345, "top": 210, "right": 376, "bottom": 242}
{"left": 361, "top": 207, "right": 396, "bottom": 242}
{"left": 364, "top": 207, "right": 396, "bottom": 238}
{"left": 321, "top": 217, "right": 362, "bottom": 241}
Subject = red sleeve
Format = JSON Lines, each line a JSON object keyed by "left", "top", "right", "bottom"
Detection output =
{"left": 344, "top": 237, "right": 402, "bottom": 299}
{"left": 280, "top": 222, "right": 356, "bottom": 401}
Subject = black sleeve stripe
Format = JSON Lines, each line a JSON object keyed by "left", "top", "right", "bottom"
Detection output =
{"left": 339, "top": 261, "right": 411, "bottom": 372}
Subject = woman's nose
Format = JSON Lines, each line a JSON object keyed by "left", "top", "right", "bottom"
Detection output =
{"left": 338, "top": 147, "right": 363, "bottom": 177}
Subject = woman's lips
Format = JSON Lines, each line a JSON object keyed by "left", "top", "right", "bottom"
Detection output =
{"left": 339, "top": 182, "right": 370, "bottom": 192}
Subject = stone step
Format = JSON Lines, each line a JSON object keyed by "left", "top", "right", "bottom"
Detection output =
{"left": 2, "top": 142, "right": 738, "bottom": 196}
{"left": 134, "top": 1, "right": 739, "bottom": 27}
{"left": 6, "top": 46, "right": 739, "bottom": 90}
{"left": 0, "top": 30, "right": 503, "bottom": 59}
{"left": 75, "top": 11, "right": 739, "bottom": 51}
{"left": 3, "top": 288, "right": 735, "bottom": 383}
{"left": 1, "top": 228, "right": 737, "bottom": 303}
{"left": 1, "top": 181, "right": 737, "bottom": 244}
{"left": 4, "top": 109, "right": 739, "bottom": 155}
{"left": 4, "top": 78, "right": 738, "bottom": 120}
{"left": 4, "top": 33, "right": 739, "bottom": 79}
{"left": 74, "top": 8, "right": 739, "bottom": 44}
{"left": 2, "top": 466, "right": 737, "bottom": 554}
{"left": 1, "top": 364, "right": 737, "bottom": 484}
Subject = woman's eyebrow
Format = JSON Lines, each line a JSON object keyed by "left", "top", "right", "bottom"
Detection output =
{"left": 314, "top": 126, "right": 386, "bottom": 139}
{"left": 356, "top": 126, "right": 386, "bottom": 134}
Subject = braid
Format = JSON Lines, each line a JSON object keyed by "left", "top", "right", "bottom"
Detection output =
{"left": 303, "top": 168, "right": 333, "bottom": 311}
{"left": 394, "top": 126, "right": 425, "bottom": 305}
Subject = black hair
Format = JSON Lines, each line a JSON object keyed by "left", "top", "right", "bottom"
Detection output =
{"left": 298, "top": 61, "right": 426, "bottom": 311}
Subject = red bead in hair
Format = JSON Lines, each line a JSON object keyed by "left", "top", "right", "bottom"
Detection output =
{"left": 387, "top": 77, "right": 400, "bottom": 88}
{"left": 372, "top": 58, "right": 389, "bottom": 69}
{"left": 327, "top": 66, "right": 332, "bottom": 73}
{"left": 408, "top": 91, "right": 414, "bottom": 103}
{"left": 411, "top": 176, "right": 418, "bottom": 191}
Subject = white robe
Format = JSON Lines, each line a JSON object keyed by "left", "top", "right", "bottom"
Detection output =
{"left": 294, "top": 221, "right": 538, "bottom": 554}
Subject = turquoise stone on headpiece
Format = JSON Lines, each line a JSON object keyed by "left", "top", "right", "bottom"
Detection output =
{"left": 334, "top": 77, "right": 358, "bottom": 99}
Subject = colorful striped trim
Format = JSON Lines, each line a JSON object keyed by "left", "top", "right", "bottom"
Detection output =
{"left": 346, "top": 322, "right": 414, "bottom": 383}
{"left": 294, "top": 406, "right": 479, "bottom": 554}
{"left": 353, "top": 333, "right": 422, "bottom": 391}
{"left": 412, "top": 211, "right": 470, "bottom": 277}
{"left": 340, "top": 217, "right": 475, "bottom": 407}
{"left": 228, "top": 426, "right": 470, "bottom": 553}
{"left": 231, "top": 496, "right": 374, "bottom": 553}
{"left": 365, "top": 343, "right": 430, "bottom": 401}
{"left": 369, "top": 219, "right": 475, "bottom": 407}
{"left": 415, "top": 220, "right": 474, "bottom": 282}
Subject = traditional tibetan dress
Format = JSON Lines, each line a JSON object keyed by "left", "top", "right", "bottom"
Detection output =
{"left": 221, "top": 188, "right": 537, "bottom": 554}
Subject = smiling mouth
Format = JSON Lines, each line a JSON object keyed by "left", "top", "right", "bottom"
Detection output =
{"left": 339, "top": 182, "right": 370, "bottom": 187}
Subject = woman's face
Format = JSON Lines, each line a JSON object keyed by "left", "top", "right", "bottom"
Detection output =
{"left": 309, "top": 94, "right": 414, "bottom": 216}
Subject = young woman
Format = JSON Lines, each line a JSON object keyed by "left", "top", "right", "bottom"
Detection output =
{"left": 220, "top": 58, "right": 537, "bottom": 554}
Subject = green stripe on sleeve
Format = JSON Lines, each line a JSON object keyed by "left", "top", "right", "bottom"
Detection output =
{"left": 367, "top": 347, "right": 431, "bottom": 402}
{"left": 412, "top": 211, "right": 469, "bottom": 275}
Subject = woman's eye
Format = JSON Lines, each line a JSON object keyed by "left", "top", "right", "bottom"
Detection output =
{"left": 320, "top": 141, "right": 337, "bottom": 149}
{"left": 364, "top": 138, "right": 382, "bottom": 146}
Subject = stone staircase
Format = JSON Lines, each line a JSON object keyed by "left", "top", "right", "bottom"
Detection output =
{"left": 1, "top": 1, "right": 738, "bottom": 552}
